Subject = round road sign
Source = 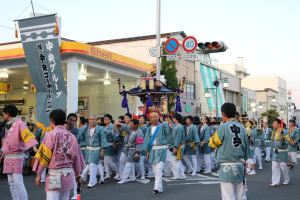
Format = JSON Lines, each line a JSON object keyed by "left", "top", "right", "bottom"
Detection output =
{"left": 182, "top": 36, "right": 197, "bottom": 52}
{"left": 164, "top": 38, "right": 179, "bottom": 54}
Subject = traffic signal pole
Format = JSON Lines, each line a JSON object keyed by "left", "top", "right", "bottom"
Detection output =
{"left": 156, "top": 0, "right": 161, "bottom": 81}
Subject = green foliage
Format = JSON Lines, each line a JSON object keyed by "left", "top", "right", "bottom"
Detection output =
{"left": 261, "top": 109, "right": 280, "bottom": 128}
{"left": 161, "top": 41, "right": 178, "bottom": 113}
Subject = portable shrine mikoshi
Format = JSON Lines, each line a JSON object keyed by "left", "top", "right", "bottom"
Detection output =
{"left": 117, "top": 73, "right": 186, "bottom": 117}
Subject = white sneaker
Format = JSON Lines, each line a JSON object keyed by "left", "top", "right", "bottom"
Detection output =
{"left": 248, "top": 170, "right": 256, "bottom": 175}
{"left": 283, "top": 181, "right": 289, "bottom": 185}
{"left": 246, "top": 168, "right": 251, "bottom": 173}
{"left": 140, "top": 175, "right": 145, "bottom": 180}
{"left": 191, "top": 172, "right": 196, "bottom": 176}
{"left": 259, "top": 166, "right": 263, "bottom": 170}
{"left": 99, "top": 178, "right": 104, "bottom": 184}
{"left": 128, "top": 178, "right": 136, "bottom": 182}
{"left": 104, "top": 175, "right": 111, "bottom": 180}
{"left": 203, "top": 171, "right": 212, "bottom": 174}
{"left": 179, "top": 175, "right": 187, "bottom": 180}
{"left": 87, "top": 183, "right": 95, "bottom": 188}
{"left": 41, "top": 179, "right": 45, "bottom": 183}
{"left": 70, "top": 195, "right": 77, "bottom": 200}
{"left": 114, "top": 173, "right": 120, "bottom": 180}
{"left": 117, "top": 179, "right": 128, "bottom": 184}
{"left": 81, "top": 173, "right": 87, "bottom": 182}
{"left": 170, "top": 177, "right": 179, "bottom": 180}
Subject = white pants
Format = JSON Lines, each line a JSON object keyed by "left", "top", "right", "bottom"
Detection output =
{"left": 272, "top": 161, "right": 290, "bottom": 185}
{"left": 163, "top": 162, "right": 172, "bottom": 177}
{"left": 288, "top": 152, "right": 297, "bottom": 163}
{"left": 119, "top": 152, "right": 127, "bottom": 178}
{"left": 7, "top": 174, "right": 28, "bottom": 200}
{"left": 104, "top": 156, "right": 119, "bottom": 177}
{"left": 98, "top": 159, "right": 104, "bottom": 181}
{"left": 176, "top": 160, "right": 186, "bottom": 178}
{"left": 220, "top": 182, "right": 246, "bottom": 200}
{"left": 253, "top": 147, "right": 262, "bottom": 166}
{"left": 135, "top": 155, "right": 145, "bottom": 177}
{"left": 265, "top": 147, "right": 271, "bottom": 161}
{"left": 152, "top": 161, "right": 164, "bottom": 192}
{"left": 121, "top": 162, "right": 135, "bottom": 180}
{"left": 147, "top": 164, "right": 154, "bottom": 177}
{"left": 183, "top": 155, "right": 197, "bottom": 173}
{"left": 41, "top": 168, "right": 46, "bottom": 182}
{"left": 197, "top": 154, "right": 212, "bottom": 172}
{"left": 89, "top": 163, "right": 98, "bottom": 186}
{"left": 165, "top": 150, "right": 180, "bottom": 178}
{"left": 46, "top": 190, "right": 70, "bottom": 200}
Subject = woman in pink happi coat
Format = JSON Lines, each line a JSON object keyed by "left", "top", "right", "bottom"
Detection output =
{"left": 0, "top": 104, "right": 38, "bottom": 200}
{"left": 33, "top": 109, "right": 85, "bottom": 200}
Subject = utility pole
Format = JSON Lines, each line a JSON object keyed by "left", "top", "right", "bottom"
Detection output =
{"left": 156, "top": 0, "right": 161, "bottom": 81}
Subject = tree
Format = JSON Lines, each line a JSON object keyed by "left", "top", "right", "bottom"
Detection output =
{"left": 160, "top": 41, "right": 178, "bottom": 113}
{"left": 261, "top": 109, "right": 280, "bottom": 128}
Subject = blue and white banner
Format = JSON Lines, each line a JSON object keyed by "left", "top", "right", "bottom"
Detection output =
{"left": 17, "top": 14, "right": 66, "bottom": 131}
{"left": 200, "top": 64, "right": 225, "bottom": 117}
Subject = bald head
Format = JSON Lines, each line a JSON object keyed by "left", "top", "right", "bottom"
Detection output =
{"left": 150, "top": 112, "right": 159, "bottom": 126}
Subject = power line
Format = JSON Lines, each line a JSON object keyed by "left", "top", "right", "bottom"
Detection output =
{"left": 0, "top": 25, "right": 14, "bottom": 30}
{"left": 33, "top": 2, "right": 55, "bottom": 14}
{"left": 14, "top": 4, "right": 31, "bottom": 20}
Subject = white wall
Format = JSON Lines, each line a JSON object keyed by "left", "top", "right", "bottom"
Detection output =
{"left": 78, "top": 79, "right": 140, "bottom": 119}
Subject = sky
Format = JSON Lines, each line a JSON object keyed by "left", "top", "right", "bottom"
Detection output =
{"left": 1, "top": 0, "right": 300, "bottom": 106}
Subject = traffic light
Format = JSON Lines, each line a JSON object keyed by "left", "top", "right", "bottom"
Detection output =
{"left": 197, "top": 41, "right": 228, "bottom": 53}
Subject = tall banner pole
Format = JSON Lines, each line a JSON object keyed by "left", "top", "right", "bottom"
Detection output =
{"left": 17, "top": 14, "right": 67, "bottom": 132}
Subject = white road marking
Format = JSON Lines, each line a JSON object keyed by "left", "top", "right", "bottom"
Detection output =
{"left": 163, "top": 174, "right": 218, "bottom": 182}
{"left": 168, "top": 181, "right": 219, "bottom": 186}
{"left": 212, "top": 172, "right": 219, "bottom": 177}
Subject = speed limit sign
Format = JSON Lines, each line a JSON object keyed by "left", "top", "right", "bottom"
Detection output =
{"left": 182, "top": 36, "right": 197, "bottom": 52}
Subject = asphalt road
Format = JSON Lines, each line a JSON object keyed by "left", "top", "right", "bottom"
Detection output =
{"left": 1, "top": 155, "right": 300, "bottom": 200}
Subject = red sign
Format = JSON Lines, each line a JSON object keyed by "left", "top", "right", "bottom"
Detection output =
{"left": 164, "top": 38, "right": 179, "bottom": 54}
{"left": 182, "top": 36, "right": 197, "bottom": 52}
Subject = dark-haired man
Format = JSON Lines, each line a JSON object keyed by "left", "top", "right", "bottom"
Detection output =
{"left": 66, "top": 113, "right": 80, "bottom": 141}
{"left": 250, "top": 119, "right": 262, "bottom": 170}
{"left": 117, "top": 119, "right": 144, "bottom": 184}
{"left": 103, "top": 114, "right": 119, "bottom": 180}
{"left": 209, "top": 103, "right": 248, "bottom": 200}
{"left": 183, "top": 116, "right": 200, "bottom": 176}
{"left": 287, "top": 120, "right": 299, "bottom": 170}
{"left": 0, "top": 105, "right": 38, "bottom": 200}
{"left": 261, "top": 122, "right": 272, "bottom": 162}
{"left": 198, "top": 116, "right": 212, "bottom": 174}
{"left": 269, "top": 119, "right": 290, "bottom": 186}
{"left": 169, "top": 114, "right": 186, "bottom": 180}
{"left": 33, "top": 109, "right": 84, "bottom": 199}
{"left": 113, "top": 113, "right": 133, "bottom": 180}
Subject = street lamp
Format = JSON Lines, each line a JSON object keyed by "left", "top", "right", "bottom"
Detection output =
{"left": 204, "top": 89, "right": 211, "bottom": 98}
{"left": 223, "top": 78, "right": 229, "bottom": 88}
{"left": 204, "top": 76, "right": 229, "bottom": 118}
{"left": 259, "top": 95, "right": 277, "bottom": 126}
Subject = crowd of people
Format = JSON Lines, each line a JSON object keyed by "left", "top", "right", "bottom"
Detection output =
{"left": 0, "top": 103, "right": 299, "bottom": 200}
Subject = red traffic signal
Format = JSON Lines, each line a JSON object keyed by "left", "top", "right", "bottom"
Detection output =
{"left": 198, "top": 41, "right": 228, "bottom": 53}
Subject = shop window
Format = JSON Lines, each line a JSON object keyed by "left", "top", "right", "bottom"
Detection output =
{"left": 227, "top": 91, "right": 234, "bottom": 103}
{"left": 187, "top": 84, "right": 191, "bottom": 98}
{"left": 190, "top": 84, "right": 195, "bottom": 99}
